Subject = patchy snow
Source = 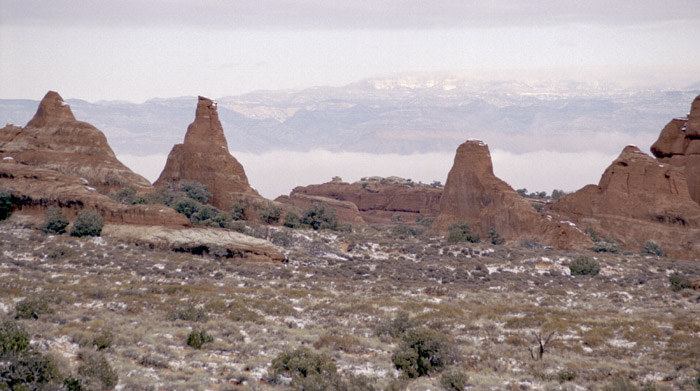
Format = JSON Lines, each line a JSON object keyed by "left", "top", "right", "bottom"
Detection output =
{"left": 2, "top": 157, "right": 13, "bottom": 161}
{"left": 608, "top": 338, "right": 636, "bottom": 348}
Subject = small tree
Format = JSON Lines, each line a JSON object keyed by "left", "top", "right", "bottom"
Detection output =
{"left": 70, "top": 210, "right": 104, "bottom": 237}
{"left": 447, "top": 222, "right": 479, "bottom": 243}
{"left": 569, "top": 255, "right": 600, "bottom": 276}
{"left": 41, "top": 207, "right": 69, "bottom": 234}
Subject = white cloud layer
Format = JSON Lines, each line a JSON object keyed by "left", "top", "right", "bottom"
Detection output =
{"left": 117, "top": 149, "right": 617, "bottom": 200}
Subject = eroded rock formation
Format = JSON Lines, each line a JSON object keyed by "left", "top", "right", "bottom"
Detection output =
{"left": 549, "top": 146, "right": 700, "bottom": 257}
{"left": 0, "top": 91, "right": 152, "bottom": 194}
{"left": 0, "top": 160, "right": 188, "bottom": 227}
{"left": 651, "top": 95, "right": 700, "bottom": 204}
{"left": 431, "top": 140, "right": 588, "bottom": 249}
{"left": 289, "top": 177, "right": 442, "bottom": 224}
{"left": 275, "top": 193, "right": 366, "bottom": 225}
{"left": 154, "top": 96, "right": 261, "bottom": 210}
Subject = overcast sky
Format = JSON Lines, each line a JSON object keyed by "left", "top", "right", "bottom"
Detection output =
{"left": 2, "top": 0, "right": 700, "bottom": 102}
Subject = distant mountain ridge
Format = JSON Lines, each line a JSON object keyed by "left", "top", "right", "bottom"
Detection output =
{"left": 2, "top": 75, "right": 699, "bottom": 157}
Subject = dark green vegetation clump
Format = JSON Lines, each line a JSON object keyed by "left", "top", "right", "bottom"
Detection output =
{"left": 569, "top": 255, "right": 600, "bottom": 276}
{"left": 642, "top": 241, "right": 664, "bottom": 257}
{"left": 41, "top": 207, "right": 69, "bottom": 234}
{"left": 447, "top": 221, "right": 479, "bottom": 243}
{"left": 186, "top": 329, "right": 213, "bottom": 349}
{"left": 0, "top": 189, "right": 14, "bottom": 221}
{"left": 440, "top": 369, "right": 469, "bottom": 391}
{"left": 392, "top": 327, "right": 455, "bottom": 378}
{"left": 270, "top": 347, "right": 374, "bottom": 391}
{"left": 0, "top": 320, "right": 118, "bottom": 390}
{"left": 70, "top": 210, "right": 104, "bottom": 237}
{"left": 669, "top": 273, "right": 692, "bottom": 292}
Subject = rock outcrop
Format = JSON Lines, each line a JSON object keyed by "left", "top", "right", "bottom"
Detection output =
{"left": 550, "top": 145, "right": 700, "bottom": 258}
{"left": 102, "top": 225, "right": 286, "bottom": 262}
{"left": 154, "top": 96, "right": 261, "bottom": 210}
{"left": 651, "top": 95, "right": 700, "bottom": 204}
{"left": 289, "top": 177, "right": 442, "bottom": 224}
{"left": 431, "top": 140, "right": 588, "bottom": 249}
{"left": 0, "top": 91, "right": 152, "bottom": 194}
{"left": 0, "top": 160, "right": 188, "bottom": 227}
{"left": 275, "top": 193, "right": 367, "bottom": 225}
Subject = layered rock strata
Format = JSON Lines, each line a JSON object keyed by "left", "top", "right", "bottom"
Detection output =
{"left": 154, "top": 96, "right": 261, "bottom": 210}
{"left": 0, "top": 91, "right": 152, "bottom": 194}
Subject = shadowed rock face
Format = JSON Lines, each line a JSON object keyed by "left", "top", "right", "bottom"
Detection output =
{"left": 154, "top": 96, "right": 260, "bottom": 210}
{"left": 0, "top": 91, "right": 153, "bottom": 194}
{"left": 651, "top": 95, "right": 700, "bottom": 204}
{"left": 431, "top": 140, "right": 588, "bottom": 249}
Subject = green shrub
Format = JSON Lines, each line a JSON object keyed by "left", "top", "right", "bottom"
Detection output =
{"left": 76, "top": 351, "right": 118, "bottom": 390}
{"left": 70, "top": 210, "right": 104, "bottom": 237}
{"left": 391, "top": 327, "right": 455, "bottom": 378}
{"left": 270, "top": 347, "right": 336, "bottom": 378}
{"left": 416, "top": 217, "right": 435, "bottom": 227}
{"left": 284, "top": 212, "right": 303, "bottom": 228}
{"left": 172, "top": 197, "right": 202, "bottom": 219}
{"left": 569, "top": 256, "right": 600, "bottom": 276}
{"left": 109, "top": 187, "right": 137, "bottom": 205}
{"left": 440, "top": 369, "right": 469, "bottom": 391}
{"left": 186, "top": 329, "right": 213, "bottom": 349}
{"left": 302, "top": 203, "right": 338, "bottom": 231}
{"left": 391, "top": 225, "right": 424, "bottom": 237}
{"left": 641, "top": 241, "right": 664, "bottom": 257}
{"left": 41, "top": 207, "right": 69, "bottom": 234}
{"left": 259, "top": 205, "right": 282, "bottom": 224}
{"left": 47, "top": 245, "right": 76, "bottom": 260}
{"left": 669, "top": 273, "right": 692, "bottom": 292}
{"left": 15, "top": 297, "right": 52, "bottom": 320}
{"left": 488, "top": 227, "right": 504, "bottom": 245}
{"left": 1, "top": 347, "right": 62, "bottom": 390}
{"left": 447, "top": 221, "right": 479, "bottom": 243}
{"left": 170, "top": 305, "right": 209, "bottom": 323}
{"left": 0, "top": 188, "right": 14, "bottom": 221}
{"left": 180, "top": 181, "right": 211, "bottom": 204}
{"left": 92, "top": 330, "right": 113, "bottom": 351}
{"left": 376, "top": 311, "right": 415, "bottom": 339}
{"left": 230, "top": 201, "right": 247, "bottom": 221}
{"left": 591, "top": 238, "right": 620, "bottom": 253}
{"left": 190, "top": 204, "right": 220, "bottom": 226}
{"left": 0, "top": 320, "right": 30, "bottom": 355}
{"left": 0, "top": 320, "right": 62, "bottom": 390}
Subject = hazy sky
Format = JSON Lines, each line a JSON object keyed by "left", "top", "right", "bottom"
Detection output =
{"left": 2, "top": 0, "right": 700, "bottom": 102}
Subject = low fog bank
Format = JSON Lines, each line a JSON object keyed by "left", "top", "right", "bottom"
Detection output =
{"left": 118, "top": 149, "right": 617, "bottom": 200}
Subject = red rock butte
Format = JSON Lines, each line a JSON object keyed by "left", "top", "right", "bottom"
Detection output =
{"left": 431, "top": 140, "right": 588, "bottom": 249}
{"left": 651, "top": 95, "right": 700, "bottom": 204}
{"left": 154, "top": 96, "right": 261, "bottom": 210}
{"left": 0, "top": 91, "right": 152, "bottom": 194}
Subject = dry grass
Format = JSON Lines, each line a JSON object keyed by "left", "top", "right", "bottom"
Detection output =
{"left": 0, "top": 224, "right": 699, "bottom": 390}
